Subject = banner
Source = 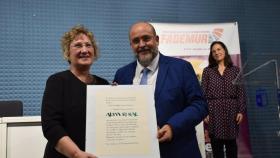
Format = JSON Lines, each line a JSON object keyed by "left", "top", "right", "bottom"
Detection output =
{"left": 152, "top": 22, "right": 252, "bottom": 158}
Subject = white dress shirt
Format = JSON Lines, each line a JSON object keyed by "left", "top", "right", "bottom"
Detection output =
{"left": 133, "top": 52, "right": 159, "bottom": 92}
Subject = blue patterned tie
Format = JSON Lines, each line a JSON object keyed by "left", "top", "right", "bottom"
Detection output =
{"left": 140, "top": 68, "right": 149, "bottom": 85}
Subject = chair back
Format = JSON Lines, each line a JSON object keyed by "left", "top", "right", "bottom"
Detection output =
{"left": 0, "top": 100, "right": 23, "bottom": 117}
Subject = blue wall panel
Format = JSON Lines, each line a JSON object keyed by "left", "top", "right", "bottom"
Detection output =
{"left": 1, "top": 0, "right": 280, "bottom": 157}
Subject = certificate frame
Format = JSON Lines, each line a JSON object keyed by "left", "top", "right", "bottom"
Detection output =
{"left": 86, "top": 85, "right": 160, "bottom": 158}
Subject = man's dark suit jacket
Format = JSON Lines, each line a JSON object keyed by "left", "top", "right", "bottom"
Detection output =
{"left": 114, "top": 53, "right": 208, "bottom": 158}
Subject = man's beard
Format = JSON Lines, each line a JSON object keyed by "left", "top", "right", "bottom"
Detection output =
{"left": 136, "top": 48, "right": 158, "bottom": 67}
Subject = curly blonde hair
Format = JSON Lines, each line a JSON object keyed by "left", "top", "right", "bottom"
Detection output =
{"left": 61, "top": 25, "right": 99, "bottom": 63}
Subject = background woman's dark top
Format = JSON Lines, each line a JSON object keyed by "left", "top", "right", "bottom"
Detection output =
{"left": 201, "top": 65, "right": 246, "bottom": 139}
{"left": 41, "top": 70, "right": 109, "bottom": 158}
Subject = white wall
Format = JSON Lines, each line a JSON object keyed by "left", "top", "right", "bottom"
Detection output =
{"left": 0, "top": 116, "right": 47, "bottom": 158}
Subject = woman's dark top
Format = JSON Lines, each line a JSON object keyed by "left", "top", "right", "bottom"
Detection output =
{"left": 201, "top": 66, "right": 246, "bottom": 139}
{"left": 41, "top": 70, "right": 109, "bottom": 158}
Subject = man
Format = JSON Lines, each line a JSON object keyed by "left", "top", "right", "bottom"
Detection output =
{"left": 113, "top": 21, "right": 208, "bottom": 158}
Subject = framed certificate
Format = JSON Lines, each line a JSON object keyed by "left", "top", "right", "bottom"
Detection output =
{"left": 86, "top": 85, "right": 160, "bottom": 158}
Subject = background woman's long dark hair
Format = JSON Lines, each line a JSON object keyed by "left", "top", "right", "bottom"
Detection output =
{"left": 208, "top": 41, "right": 233, "bottom": 68}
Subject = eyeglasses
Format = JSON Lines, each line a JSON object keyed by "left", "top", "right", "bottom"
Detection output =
{"left": 71, "top": 43, "right": 93, "bottom": 49}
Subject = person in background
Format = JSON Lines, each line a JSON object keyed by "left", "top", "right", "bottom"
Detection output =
{"left": 201, "top": 41, "right": 246, "bottom": 158}
{"left": 41, "top": 25, "right": 109, "bottom": 158}
{"left": 113, "top": 21, "right": 208, "bottom": 158}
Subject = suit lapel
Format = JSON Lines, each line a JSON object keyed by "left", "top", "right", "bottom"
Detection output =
{"left": 126, "top": 62, "right": 137, "bottom": 84}
{"left": 155, "top": 54, "right": 169, "bottom": 100}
